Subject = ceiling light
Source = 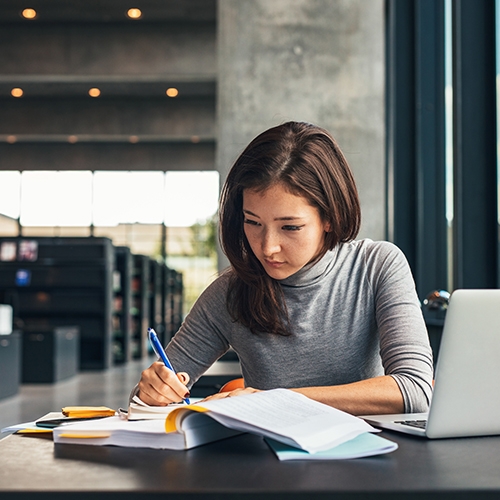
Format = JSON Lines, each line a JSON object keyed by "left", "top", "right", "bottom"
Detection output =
{"left": 166, "top": 88, "right": 179, "bottom": 98}
{"left": 21, "top": 8, "right": 37, "bottom": 19}
{"left": 11, "top": 88, "right": 24, "bottom": 98}
{"left": 88, "top": 88, "right": 101, "bottom": 97}
{"left": 127, "top": 8, "right": 142, "bottom": 19}
{"left": 7, "top": 136, "right": 17, "bottom": 144}
{"left": 68, "top": 135, "right": 78, "bottom": 143}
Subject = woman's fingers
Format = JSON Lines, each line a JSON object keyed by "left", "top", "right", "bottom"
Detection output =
{"left": 138, "top": 362, "right": 191, "bottom": 405}
{"left": 201, "top": 387, "right": 260, "bottom": 402}
{"left": 177, "top": 372, "right": 190, "bottom": 385}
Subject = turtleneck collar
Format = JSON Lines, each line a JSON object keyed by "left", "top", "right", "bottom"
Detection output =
{"left": 278, "top": 246, "right": 340, "bottom": 288}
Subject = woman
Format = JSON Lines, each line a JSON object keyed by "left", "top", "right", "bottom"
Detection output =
{"left": 136, "top": 121, "right": 433, "bottom": 415}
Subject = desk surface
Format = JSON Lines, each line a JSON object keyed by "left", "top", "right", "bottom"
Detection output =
{"left": 1, "top": 430, "right": 500, "bottom": 499}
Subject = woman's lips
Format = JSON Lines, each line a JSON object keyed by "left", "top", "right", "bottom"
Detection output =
{"left": 265, "top": 260, "right": 284, "bottom": 268}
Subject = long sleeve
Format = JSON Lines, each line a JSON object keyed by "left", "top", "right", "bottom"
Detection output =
{"left": 366, "top": 242, "right": 434, "bottom": 412}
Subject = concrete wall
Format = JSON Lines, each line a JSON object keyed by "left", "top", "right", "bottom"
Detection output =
{"left": 216, "top": 0, "right": 385, "bottom": 254}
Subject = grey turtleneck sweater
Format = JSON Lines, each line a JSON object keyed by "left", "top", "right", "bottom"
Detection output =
{"left": 165, "top": 239, "right": 434, "bottom": 413}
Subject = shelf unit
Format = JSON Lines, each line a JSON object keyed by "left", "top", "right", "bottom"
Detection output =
{"left": 163, "top": 266, "right": 184, "bottom": 344}
{"left": 0, "top": 236, "right": 115, "bottom": 370}
{"left": 148, "top": 259, "right": 165, "bottom": 346}
{"left": 113, "top": 246, "right": 133, "bottom": 364}
{"left": 131, "top": 254, "right": 150, "bottom": 359}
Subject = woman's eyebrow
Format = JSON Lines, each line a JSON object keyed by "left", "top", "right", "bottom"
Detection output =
{"left": 243, "top": 209, "right": 260, "bottom": 218}
{"left": 275, "top": 216, "right": 305, "bottom": 221}
{"left": 243, "top": 209, "right": 304, "bottom": 221}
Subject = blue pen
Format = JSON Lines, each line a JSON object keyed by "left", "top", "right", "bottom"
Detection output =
{"left": 148, "top": 328, "right": 191, "bottom": 404}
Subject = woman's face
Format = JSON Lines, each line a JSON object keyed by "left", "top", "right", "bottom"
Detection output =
{"left": 242, "top": 184, "right": 329, "bottom": 280}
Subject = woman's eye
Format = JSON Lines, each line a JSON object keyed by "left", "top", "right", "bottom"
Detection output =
{"left": 244, "top": 218, "right": 259, "bottom": 226}
{"left": 282, "top": 225, "right": 303, "bottom": 231}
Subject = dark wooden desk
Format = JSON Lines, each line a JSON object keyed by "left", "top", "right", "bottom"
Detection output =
{"left": 1, "top": 430, "right": 500, "bottom": 499}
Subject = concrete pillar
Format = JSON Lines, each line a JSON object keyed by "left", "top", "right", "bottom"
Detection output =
{"left": 216, "top": 0, "right": 385, "bottom": 270}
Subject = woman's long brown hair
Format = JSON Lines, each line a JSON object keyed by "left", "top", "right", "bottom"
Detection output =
{"left": 219, "top": 121, "right": 361, "bottom": 335}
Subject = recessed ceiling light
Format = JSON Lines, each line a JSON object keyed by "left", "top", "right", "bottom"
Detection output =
{"left": 11, "top": 88, "right": 24, "bottom": 98}
{"left": 88, "top": 88, "right": 101, "bottom": 97}
{"left": 68, "top": 135, "right": 78, "bottom": 143}
{"left": 166, "top": 88, "right": 179, "bottom": 98}
{"left": 127, "top": 8, "right": 142, "bottom": 19}
{"left": 7, "top": 135, "right": 17, "bottom": 144}
{"left": 21, "top": 8, "right": 37, "bottom": 19}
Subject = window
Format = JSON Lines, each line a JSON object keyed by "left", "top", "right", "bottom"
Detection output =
{"left": 0, "top": 170, "right": 220, "bottom": 314}
{"left": 386, "top": 0, "right": 498, "bottom": 303}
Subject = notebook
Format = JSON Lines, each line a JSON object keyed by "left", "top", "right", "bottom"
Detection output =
{"left": 361, "top": 289, "right": 500, "bottom": 439}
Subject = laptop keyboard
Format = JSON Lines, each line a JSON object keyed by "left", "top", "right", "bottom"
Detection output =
{"left": 394, "top": 419, "right": 427, "bottom": 429}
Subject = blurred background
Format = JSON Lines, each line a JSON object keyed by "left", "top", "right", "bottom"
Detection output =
{"left": 0, "top": 0, "right": 498, "bottom": 376}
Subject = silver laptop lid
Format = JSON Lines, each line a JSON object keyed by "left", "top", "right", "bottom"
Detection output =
{"left": 426, "top": 289, "right": 500, "bottom": 438}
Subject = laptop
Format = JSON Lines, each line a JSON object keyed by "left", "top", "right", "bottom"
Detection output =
{"left": 361, "top": 289, "right": 500, "bottom": 438}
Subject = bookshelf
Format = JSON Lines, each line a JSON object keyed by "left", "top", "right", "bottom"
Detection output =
{"left": 113, "top": 246, "right": 133, "bottom": 364}
{"left": 0, "top": 237, "right": 114, "bottom": 370}
{"left": 164, "top": 266, "right": 184, "bottom": 343}
{"left": 148, "top": 259, "right": 164, "bottom": 346}
{"left": 131, "top": 254, "right": 150, "bottom": 359}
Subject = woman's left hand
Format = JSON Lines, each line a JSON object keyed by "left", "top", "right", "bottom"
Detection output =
{"left": 201, "top": 387, "right": 260, "bottom": 402}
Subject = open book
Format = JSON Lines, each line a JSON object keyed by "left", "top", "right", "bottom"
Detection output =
{"left": 53, "top": 388, "right": 396, "bottom": 456}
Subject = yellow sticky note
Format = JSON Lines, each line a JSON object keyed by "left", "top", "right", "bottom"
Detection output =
{"left": 62, "top": 406, "right": 115, "bottom": 418}
{"left": 17, "top": 428, "right": 52, "bottom": 434}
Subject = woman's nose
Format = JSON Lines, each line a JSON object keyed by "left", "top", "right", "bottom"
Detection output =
{"left": 262, "top": 229, "right": 281, "bottom": 256}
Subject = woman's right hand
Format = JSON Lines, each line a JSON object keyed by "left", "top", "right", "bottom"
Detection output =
{"left": 137, "top": 361, "right": 191, "bottom": 406}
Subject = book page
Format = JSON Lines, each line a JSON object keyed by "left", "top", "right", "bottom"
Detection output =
{"left": 127, "top": 396, "right": 197, "bottom": 420}
{"left": 194, "top": 389, "right": 374, "bottom": 453}
{"left": 201, "top": 389, "right": 333, "bottom": 428}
